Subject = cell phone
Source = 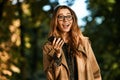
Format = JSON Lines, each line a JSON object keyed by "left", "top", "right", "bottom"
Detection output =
{"left": 48, "top": 36, "right": 55, "bottom": 42}
{"left": 48, "top": 36, "right": 65, "bottom": 47}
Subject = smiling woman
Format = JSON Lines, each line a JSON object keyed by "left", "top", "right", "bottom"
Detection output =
{"left": 57, "top": 8, "right": 73, "bottom": 33}
{"left": 42, "top": 5, "right": 102, "bottom": 80}
{"left": 58, "top": 0, "right": 89, "bottom": 26}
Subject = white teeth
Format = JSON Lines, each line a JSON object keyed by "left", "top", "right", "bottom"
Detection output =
{"left": 63, "top": 24, "right": 69, "bottom": 26}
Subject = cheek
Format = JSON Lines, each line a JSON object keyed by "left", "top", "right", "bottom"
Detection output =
{"left": 70, "top": 20, "right": 73, "bottom": 24}
{"left": 57, "top": 21, "right": 62, "bottom": 28}
{"left": 57, "top": 21, "right": 62, "bottom": 30}
{"left": 58, "top": 21, "right": 62, "bottom": 25}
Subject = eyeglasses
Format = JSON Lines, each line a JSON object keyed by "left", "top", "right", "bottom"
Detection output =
{"left": 57, "top": 15, "right": 73, "bottom": 21}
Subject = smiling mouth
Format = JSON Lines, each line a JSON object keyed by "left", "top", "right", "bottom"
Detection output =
{"left": 62, "top": 24, "right": 70, "bottom": 27}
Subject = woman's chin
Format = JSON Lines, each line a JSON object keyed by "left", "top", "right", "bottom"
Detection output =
{"left": 62, "top": 29, "right": 70, "bottom": 33}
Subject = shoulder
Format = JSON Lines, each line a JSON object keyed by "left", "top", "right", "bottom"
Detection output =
{"left": 80, "top": 35, "right": 90, "bottom": 43}
{"left": 79, "top": 35, "right": 92, "bottom": 50}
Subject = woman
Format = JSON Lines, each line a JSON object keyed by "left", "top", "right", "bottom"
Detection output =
{"left": 42, "top": 5, "right": 102, "bottom": 80}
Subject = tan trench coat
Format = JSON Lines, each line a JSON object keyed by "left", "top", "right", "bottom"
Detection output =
{"left": 42, "top": 36, "right": 102, "bottom": 80}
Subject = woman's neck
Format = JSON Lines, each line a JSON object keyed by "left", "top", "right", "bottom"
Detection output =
{"left": 61, "top": 33, "right": 69, "bottom": 43}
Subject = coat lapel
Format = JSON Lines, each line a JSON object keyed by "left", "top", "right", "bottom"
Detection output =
{"left": 61, "top": 49, "right": 70, "bottom": 76}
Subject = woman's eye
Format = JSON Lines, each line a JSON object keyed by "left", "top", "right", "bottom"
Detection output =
{"left": 67, "top": 15, "right": 72, "bottom": 18}
{"left": 58, "top": 15, "right": 63, "bottom": 18}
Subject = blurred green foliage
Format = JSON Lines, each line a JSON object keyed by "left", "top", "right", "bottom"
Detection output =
{"left": 84, "top": 0, "right": 120, "bottom": 80}
{"left": 0, "top": 0, "right": 120, "bottom": 80}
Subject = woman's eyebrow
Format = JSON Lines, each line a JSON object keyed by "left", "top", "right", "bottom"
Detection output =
{"left": 67, "top": 13, "right": 71, "bottom": 14}
{"left": 58, "top": 13, "right": 71, "bottom": 15}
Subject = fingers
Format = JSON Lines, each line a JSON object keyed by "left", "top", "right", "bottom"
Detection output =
{"left": 58, "top": 39, "right": 64, "bottom": 48}
{"left": 52, "top": 37, "right": 64, "bottom": 52}
{"left": 55, "top": 38, "right": 61, "bottom": 46}
{"left": 52, "top": 37, "right": 64, "bottom": 58}
{"left": 53, "top": 37, "right": 57, "bottom": 46}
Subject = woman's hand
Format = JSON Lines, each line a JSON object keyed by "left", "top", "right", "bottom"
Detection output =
{"left": 52, "top": 37, "right": 64, "bottom": 58}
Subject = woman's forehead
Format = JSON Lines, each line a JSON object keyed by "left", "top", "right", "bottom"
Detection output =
{"left": 58, "top": 9, "right": 71, "bottom": 15}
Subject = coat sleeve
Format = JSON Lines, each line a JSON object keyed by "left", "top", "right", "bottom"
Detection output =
{"left": 85, "top": 38, "right": 102, "bottom": 80}
{"left": 42, "top": 42, "right": 61, "bottom": 80}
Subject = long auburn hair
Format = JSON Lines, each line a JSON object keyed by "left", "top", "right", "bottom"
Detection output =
{"left": 49, "top": 5, "right": 83, "bottom": 51}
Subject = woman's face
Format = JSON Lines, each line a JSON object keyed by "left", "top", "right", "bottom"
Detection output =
{"left": 57, "top": 8, "right": 73, "bottom": 33}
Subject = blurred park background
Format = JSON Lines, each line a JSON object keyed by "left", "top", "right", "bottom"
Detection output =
{"left": 0, "top": 0, "right": 120, "bottom": 80}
